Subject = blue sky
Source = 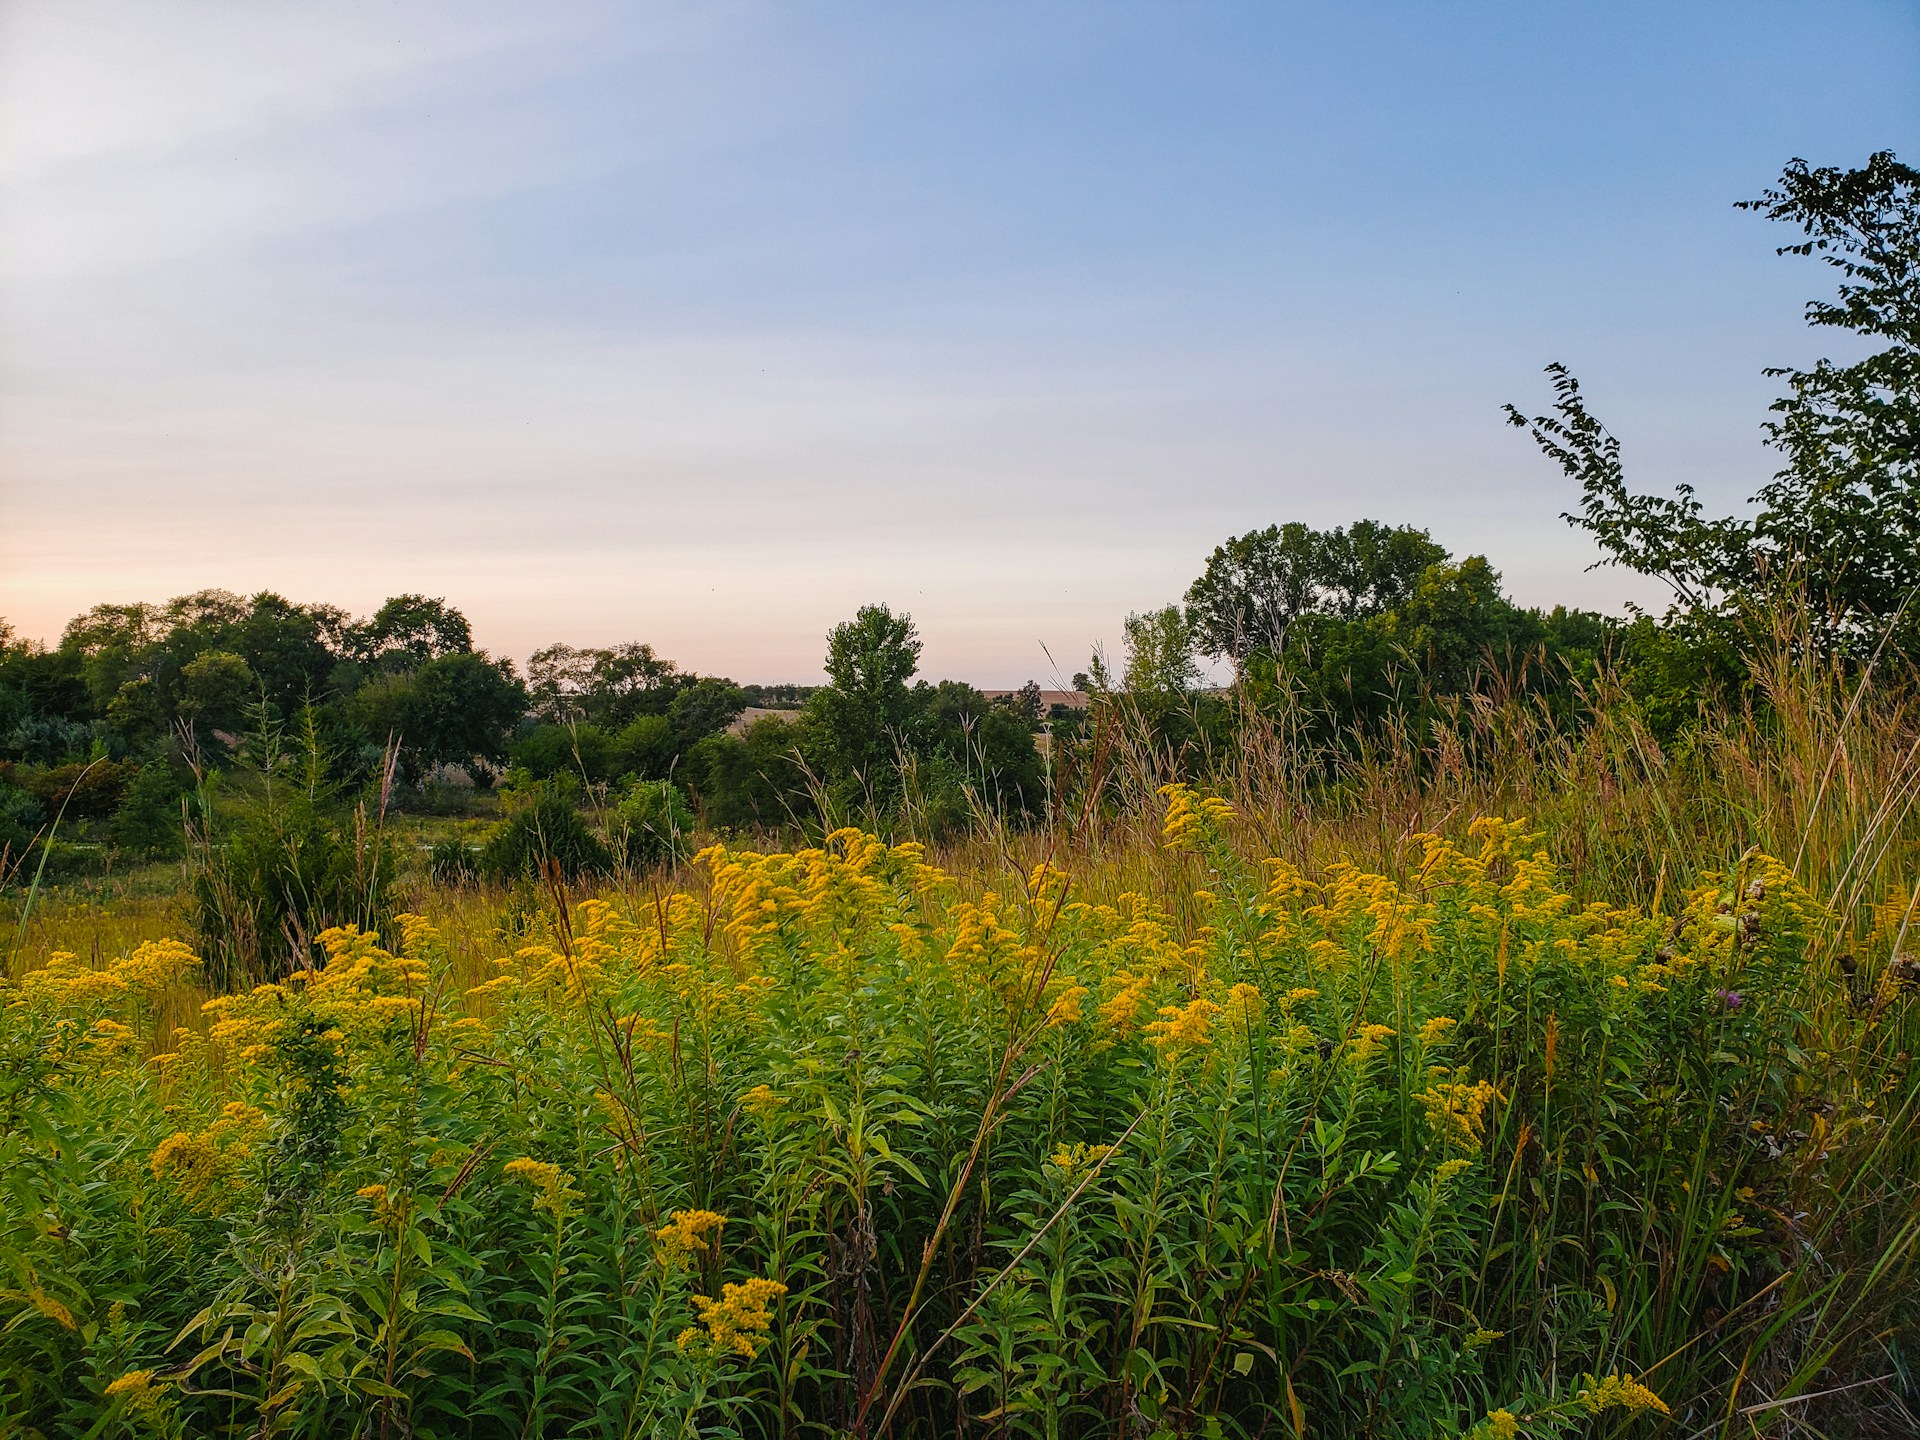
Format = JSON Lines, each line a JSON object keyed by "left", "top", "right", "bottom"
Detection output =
{"left": 2, "top": 1, "right": 1915, "bottom": 683}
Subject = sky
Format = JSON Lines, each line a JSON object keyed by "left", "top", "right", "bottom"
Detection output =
{"left": 2, "top": 2, "right": 1916, "bottom": 685}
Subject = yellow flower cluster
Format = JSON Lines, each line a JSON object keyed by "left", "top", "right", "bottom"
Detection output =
{"left": 12, "top": 939, "right": 198, "bottom": 1013}
{"left": 502, "top": 1157, "right": 580, "bottom": 1219}
{"left": 1048, "top": 1142, "right": 1116, "bottom": 1179}
{"left": 1159, "top": 783, "right": 1236, "bottom": 852}
{"left": 1420, "top": 1075, "right": 1497, "bottom": 1149}
{"left": 1417, "top": 1015, "right": 1456, "bottom": 1045}
{"left": 1144, "top": 995, "right": 1220, "bottom": 1052}
{"left": 655, "top": 1208, "right": 727, "bottom": 1268}
{"left": 1348, "top": 1023, "right": 1397, "bottom": 1063}
{"left": 740, "top": 1084, "right": 786, "bottom": 1117}
{"left": 149, "top": 1102, "right": 266, "bottom": 1213}
{"left": 201, "top": 922, "right": 429, "bottom": 1064}
{"left": 1044, "top": 982, "right": 1090, "bottom": 1027}
{"left": 700, "top": 828, "right": 945, "bottom": 965}
{"left": 677, "top": 1276, "right": 787, "bottom": 1359}
{"left": 104, "top": 1367, "right": 173, "bottom": 1422}
{"left": 1577, "top": 1374, "right": 1670, "bottom": 1417}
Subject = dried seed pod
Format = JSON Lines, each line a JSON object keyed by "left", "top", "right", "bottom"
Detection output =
{"left": 1745, "top": 879, "right": 1765, "bottom": 903}
{"left": 1837, "top": 952, "right": 1857, "bottom": 976}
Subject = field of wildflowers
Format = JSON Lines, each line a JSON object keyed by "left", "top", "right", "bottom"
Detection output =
{"left": 4, "top": 780, "right": 1916, "bottom": 1438}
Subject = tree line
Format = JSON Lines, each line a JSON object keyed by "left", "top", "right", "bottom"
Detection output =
{"left": 3, "top": 150, "right": 1914, "bottom": 894}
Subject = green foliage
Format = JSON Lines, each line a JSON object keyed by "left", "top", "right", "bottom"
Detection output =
{"left": 3, "top": 809, "right": 1913, "bottom": 1436}
{"left": 351, "top": 651, "right": 527, "bottom": 784}
{"left": 355, "top": 593, "right": 473, "bottom": 669}
{"left": 480, "top": 792, "right": 612, "bottom": 882}
{"left": 109, "top": 761, "right": 187, "bottom": 860}
{"left": 1511, "top": 150, "right": 1920, "bottom": 651}
{"left": 188, "top": 715, "right": 397, "bottom": 989}
{"left": 611, "top": 779, "right": 694, "bottom": 869}
{"left": 178, "top": 649, "right": 258, "bottom": 737}
{"left": 1185, "top": 519, "right": 1450, "bottom": 663}
{"left": 427, "top": 837, "right": 480, "bottom": 886}
{"left": 509, "top": 721, "right": 619, "bottom": 785}
{"left": 526, "top": 640, "right": 683, "bottom": 727}
{"left": 811, "top": 602, "right": 923, "bottom": 785}
{"left": 0, "top": 778, "right": 41, "bottom": 873}
{"left": 684, "top": 716, "right": 811, "bottom": 832}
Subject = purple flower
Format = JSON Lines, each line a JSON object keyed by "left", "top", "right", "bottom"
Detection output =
{"left": 1716, "top": 989, "right": 1744, "bottom": 1012}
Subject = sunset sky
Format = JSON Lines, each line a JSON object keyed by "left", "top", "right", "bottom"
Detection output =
{"left": 3, "top": 2, "right": 1916, "bottom": 684}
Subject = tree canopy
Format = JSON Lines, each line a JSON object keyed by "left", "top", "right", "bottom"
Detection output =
{"left": 1509, "top": 151, "right": 1920, "bottom": 649}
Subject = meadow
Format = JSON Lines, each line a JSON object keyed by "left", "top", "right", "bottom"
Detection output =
{"left": 4, "top": 630, "right": 1918, "bottom": 1440}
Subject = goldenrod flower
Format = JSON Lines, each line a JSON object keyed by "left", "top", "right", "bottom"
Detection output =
{"left": 1420, "top": 1076, "right": 1497, "bottom": 1149}
{"left": 1044, "top": 983, "right": 1089, "bottom": 1028}
{"left": 1145, "top": 996, "right": 1220, "bottom": 1052}
{"left": 676, "top": 1276, "right": 787, "bottom": 1359}
{"left": 740, "top": 1085, "right": 786, "bottom": 1117}
{"left": 503, "top": 1157, "right": 580, "bottom": 1219}
{"left": 1159, "top": 783, "right": 1235, "bottom": 852}
{"left": 1348, "top": 1023, "right": 1396, "bottom": 1062}
{"left": 655, "top": 1208, "right": 727, "bottom": 1268}
{"left": 1577, "top": 1374, "right": 1669, "bottom": 1417}
{"left": 1048, "top": 1141, "right": 1116, "bottom": 1179}
{"left": 1418, "top": 1015, "right": 1456, "bottom": 1045}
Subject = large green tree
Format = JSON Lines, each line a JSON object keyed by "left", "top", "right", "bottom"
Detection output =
{"left": 810, "top": 604, "right": 923, "bottom": 783}
{"left": 1185, "top": 521, "right": 1449, "bottom": 664}
{"left": 352, "top": 651, "right": 527, "bottom": 783}
{"left": 1509, "top": 151, "right": 1920, "bottom": 649}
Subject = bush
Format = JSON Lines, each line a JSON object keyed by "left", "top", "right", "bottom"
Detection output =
{"left": 480, "top": 793, "right": 611, "bottom": 882}
{"left": 109, "top": 761, "right": 187, "bottom": 859}
{"left": 0, "top": 778, "right": 42, "bottom": 876}
{"left": 611, "top": 779, "right": 693, "bottom": 869}
{"left": 191, "top": 796, "right": 397, "bottom": 990}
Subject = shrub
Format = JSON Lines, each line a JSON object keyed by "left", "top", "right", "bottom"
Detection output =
{"left": 480, "top": 793, "right": 611, "bottom": 882}
{"left": 191, "top": 795, "right": 396, "bottom": 990}
{"left": 611, "top": 779, "right": 693, "bottom": 869}
{"left": 109, "top": 761, "right": 187, "bottom": 860}
{"left": 6, "top": 800, "right": 1915, "bottom": 1436}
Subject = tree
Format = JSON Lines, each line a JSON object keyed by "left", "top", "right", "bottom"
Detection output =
{"left": 1184, "top": 521, "right": 1448, "bottom": 663}
{"left": 526, "top": 642, "right": 683, "bottom": 725}
{"left": 612, "top": 779, "right": 694, "bottom": 868}
{"left": 227, "top": 593, "right": 341, "bottom": 713}
{"left": 1184, "top": 523, "right": 1322, "bottom": 662}
{"left": 916, "top": 681, "right": 1045, "bottom": 821}
{"left": 480, "top": 792, "right": 611, "bottom": 882}
{"left": 359, "top": 595, "right": 474, "bottom": 669}
{"left": 668, "top": 677, "right": 747, "bottom": 747}
{"left": 811, "top": 604, "right": 922, "bottom": 782}
{"left": 1509, "top": 151, "right": 1920, "bottom": 649}
{"left": 178, "top": 650, "right": 258, "bottom": 737}
{"left": 353, "top": 652, "right": 526, "bottom": 783}
{"left": 1118, "top": 606, "right": 1201, "bottom": 700}
{"left": 109, "top": 761, "right": 186, "bottom": 859}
